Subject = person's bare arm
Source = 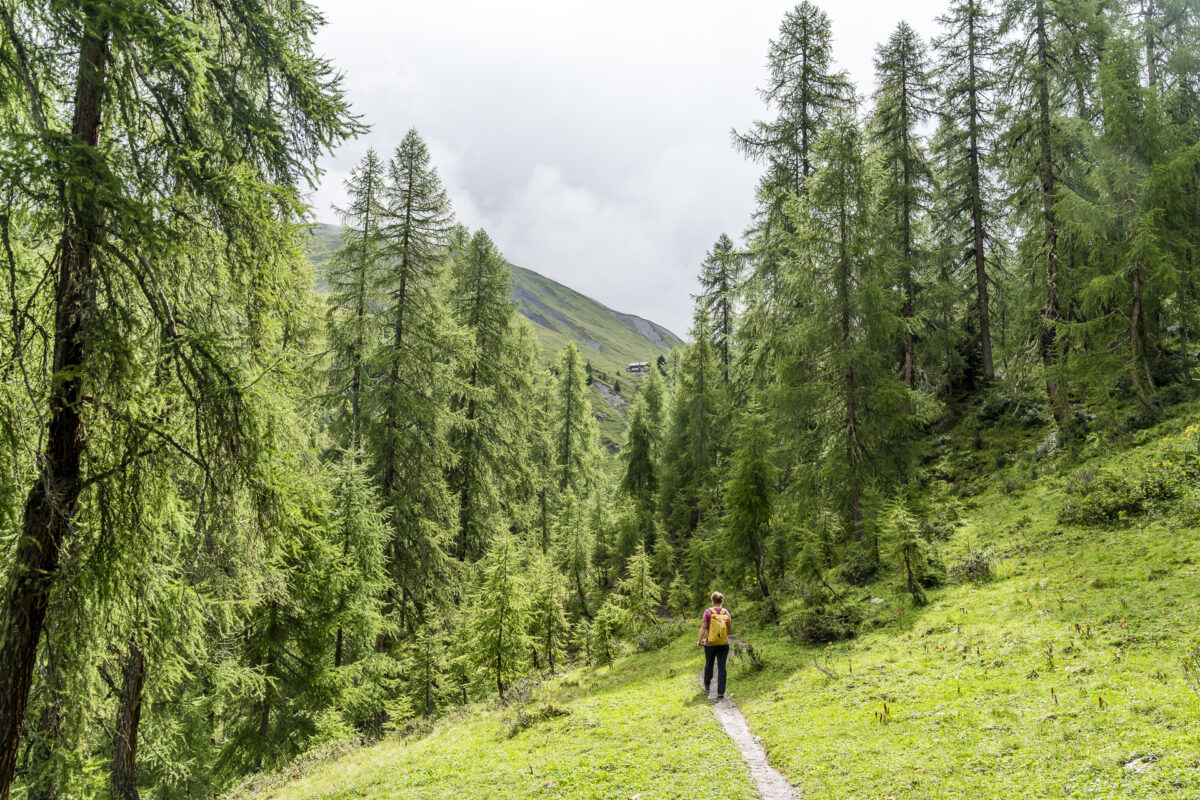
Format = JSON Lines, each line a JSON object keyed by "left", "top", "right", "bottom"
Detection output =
{"left": 697, "top": 617, "right": 708, "bottom": 648}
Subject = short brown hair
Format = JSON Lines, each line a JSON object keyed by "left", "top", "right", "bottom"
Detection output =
{"left": 711, "top": 591, "right": 724, "bottom": 605}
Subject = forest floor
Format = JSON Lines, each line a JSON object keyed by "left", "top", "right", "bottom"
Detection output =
{"left": 238, "top": 405, "right": 1200, "bottom": 800}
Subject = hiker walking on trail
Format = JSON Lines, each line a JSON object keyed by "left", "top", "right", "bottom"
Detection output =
{"left": 698, "top": 591, "right": 732, "bottom": 699}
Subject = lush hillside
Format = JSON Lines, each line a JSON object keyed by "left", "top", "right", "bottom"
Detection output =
{"left": 235, "top": 402, "right": 1200, "bottom": 800}
{"left": 306, "top": 223, "right": 680, "bottom": 448}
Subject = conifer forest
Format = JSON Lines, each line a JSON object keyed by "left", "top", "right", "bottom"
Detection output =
{"left": 1, "top": 1, "right": 1200, "bottom": 798}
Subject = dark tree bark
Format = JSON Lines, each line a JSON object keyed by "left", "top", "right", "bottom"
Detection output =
{"left": 111, "top": 639, "right": 146, "bottom": 800}
{"left": 0, "top": 14, "right": 109, "bottom": 799}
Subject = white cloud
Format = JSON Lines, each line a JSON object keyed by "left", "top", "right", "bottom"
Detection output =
{"left": 309, "top": 0, "right": 948, "bottom": 337}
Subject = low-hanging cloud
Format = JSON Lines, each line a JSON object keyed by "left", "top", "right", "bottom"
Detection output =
{"left": 309, "top": 0, "right": 946, "bottom": 337}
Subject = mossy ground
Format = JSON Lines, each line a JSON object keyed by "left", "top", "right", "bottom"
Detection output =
{"left": 237, "top": 640, "right": 755, "bottom": 800}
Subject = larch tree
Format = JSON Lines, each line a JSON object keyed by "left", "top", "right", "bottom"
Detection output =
{"left": 658, "top": 309, "right": 723, "bottom": 540}
{"left": 466, "top": 534, "right": 530, "bottom": 700}
{"left": 617, "top": 545, "right": 662, "bottom": 628}
{"left": 998, "top": 0, "right": 1099, "bottom": 426}
{"left": 933, "top": 0, "right": 1002, "bottom": 381}
{"left": 0, "top": 1, "right": 358, "bottom": 796}
{"left": 620, "top": 397, "right": 659, "bottom": 529}
{"left": 723, "top": 402, "right": 775, "bottom": 597}
{"left": 734, "top": 1, "right": 851, "bottom": 386}
{"left": 553, "top": 342, "right": 599, "bottom": 495}
{"left": 373, "top": 129, "right": 459, "bottom": 627}
{"left": 448, "top": 229, "right": 522, "bottom": 562}
{"left": 528, "top": 553, "right": 570, "bottom": 672}
{"left": 698, "top": 234, "right": 744, "bottom": 384}
{"left": 327, "top": 149, "right": 388, "bottom": 445}
{"left": 781, "top": 109, "right": 915, "bottom": 544}
{"left": 873, "top": 21, "right": 936, "bottom": 389}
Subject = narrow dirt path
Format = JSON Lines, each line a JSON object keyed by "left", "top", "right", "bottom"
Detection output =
{"left": 702, "top": 673, "right": 801, "bottom": 800}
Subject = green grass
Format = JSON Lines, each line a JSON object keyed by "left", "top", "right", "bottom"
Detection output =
{"left": 727, "top": 409, "right": 1200, "bottom": 799}
{"left": 238, "top": 639, "right": 755, "bottom": 800}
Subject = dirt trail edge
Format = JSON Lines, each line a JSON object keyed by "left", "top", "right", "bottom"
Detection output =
{"left": 702, "top": 674, "right": 801, "bottom": 800}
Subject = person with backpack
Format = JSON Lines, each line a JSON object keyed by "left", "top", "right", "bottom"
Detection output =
{"left": 697, "top": 591, "right": 732, "bottom": 699}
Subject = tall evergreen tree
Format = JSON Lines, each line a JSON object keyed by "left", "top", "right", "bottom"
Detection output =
{"left": 735, "top": 1, "right": 851, "bottom": 385}
{"left": 448, "top": 229, "right": 522, "bottom": 561}
{"left": 372, "top": 129, "right": 459, "bottom": 627}
{"left": 1066, "top": 29, "right": 1170, "bottom": 412}
{"left": 698, "top": 234, "right": 744, "bottom": 384}
{"left": 723, "top": 402, "right": 775, "bottom": 597}
{"left": 933, "top": 0, "right": 1002, "bottom": 381}
{"left": 998, "top": 0, "right": 1100, "bottom": 425}
{"left": 327, "top": 150, "right": 388, "bottom": 444}
{"left": 780, "top": 109, "right": 915, "bottom": 542}
{"left": 659, "top": 310, "right": 723, "bottom": 539}
{"left": 0, "top": 2, "right": 358, "bottom": 795}
{"left": 873, "top": 22, "right": 936, "bottom": 388}
{"left": 553, "top": 342, "right": 599, "bottom": 494}
{"left": 620, "top": 398, "right": 658, "bottom": 523}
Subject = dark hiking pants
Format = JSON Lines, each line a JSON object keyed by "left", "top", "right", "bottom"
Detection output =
{"left": 704, "top": 644, "right": 729, "bottom": 696}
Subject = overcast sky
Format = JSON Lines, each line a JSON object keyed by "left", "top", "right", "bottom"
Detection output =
{"left": 309, "top": 0, "right": 946, "bottom": 338}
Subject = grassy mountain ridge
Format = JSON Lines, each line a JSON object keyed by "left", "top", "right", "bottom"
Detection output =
{"left": 306, "top": 223, "right": 682, "bottom": 448}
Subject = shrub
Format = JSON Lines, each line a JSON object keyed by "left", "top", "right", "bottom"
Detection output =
{"left": 976, "top": 385, "right": 1046, "bottom": 426}
{"left": 633, "top": 618, "right": 689, "bottom": 653}
{"left": 731, "top": 640, "right": 765, "bottom": 673}
{"left": 1059, "top": 463, "right": 1186, "bottom": 525}
{"left": 919, "top": 517, "right": 957, "bottom": 542}
{"left": 504, "top": 702, "right": 570, "bottom": 737}
{"left": 757, "top": 594, "right": 780, "bottom": 625}
{"left": 786, "top": 603, "right": 862, "bottom": 644}
{"left": 1157, "top": 382, "right": 1196, "bottom": 408}
{"left": 949, "top": 547, "right": 997, "bottom": 583}
{"left": 841, "top": 545, "right": 879, "bottom": 586}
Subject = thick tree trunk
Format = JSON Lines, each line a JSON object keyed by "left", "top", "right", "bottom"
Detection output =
{"left": 0, "top": 17, "right": 108, "bottom": 799}
{"left": 111, "top": 639, "right": 146, "bottom": 800}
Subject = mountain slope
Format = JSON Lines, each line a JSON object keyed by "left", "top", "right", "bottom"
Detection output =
{"left": 306, "top": 223, "right": 682, "bottom": 448}
{"left": 236, "top": 402, "right": 1200, "bottom": 800}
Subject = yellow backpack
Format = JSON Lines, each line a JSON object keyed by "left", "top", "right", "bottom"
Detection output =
{"left": 707, "top": 608, "right": 728, "bottom": 646}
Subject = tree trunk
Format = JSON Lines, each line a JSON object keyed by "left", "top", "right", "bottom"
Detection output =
{"left": 0, "top": 16, "right": 108, "bottom": 799}
{"left": 111, "top": 639, "right": 146, "bottom": 800}
{"left": 754, "top": 531, "right": 770, "bottom": 598}
{"left": 1130, "top": 266, "right": 1158, "bottom": 413}
{"left": 967, "top": 6, "right": 995, "bottom": 380}
{"left": 1034, "top": 0, "right": 1068, "bottom": 427}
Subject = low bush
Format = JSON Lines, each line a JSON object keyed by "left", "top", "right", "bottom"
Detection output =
{"left": 786, "top": 602, "right": 862, "bottom": 645}
{"left": 634, "top": 618, "right": 689, "bottom": 652}
{"left": 1059, "top": 461, "right": 1189, "bottom": 525}
{"left": 841, "top": 546, "right": 880, "bottom": 586}
{"left": 949, "top": 547, "right": 997, "bottom": 583}
{"left": 976, "top": 385, "right": 1047, "bottom": 426}
{"left": 504, "top": 702, "right": 570, "bottom": 738}
{"left": 731, "top": 640, "right": 765, "bottom": 673}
